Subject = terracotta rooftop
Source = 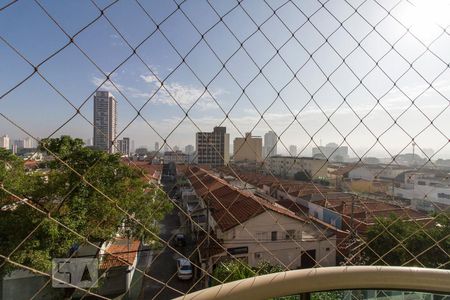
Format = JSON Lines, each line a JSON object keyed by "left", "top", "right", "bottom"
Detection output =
{"left": 125, "top": 160, "right": 162, "bottom": 181}
{"left": 100, "top": 239, "right": 140, "bottom": 269}
{"left": 185, "top": 167, "right": 308, "bottom": 232}
{"left": 320, "top": 195, "right": 429, "bottom": 224}
{"left": 23, "top": 160, "right": 39, "bottom": 169}
{"left": 277, "top": 199, "right": 309, "bottom": 216}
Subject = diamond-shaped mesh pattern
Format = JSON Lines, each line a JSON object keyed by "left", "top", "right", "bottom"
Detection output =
{"left": 0, "top": 0, "right": 449, "bottom": 299}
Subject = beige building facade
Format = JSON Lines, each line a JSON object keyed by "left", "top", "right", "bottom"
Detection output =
{"left": 213, "top": 211, "right": 336, "bottom": 268}
{"left": 233, "top": 132, "right": 263, "bottom": 162}
{"left": 266, "top": 156, "right": 329, "bottom": 179}
{"left": 196, "top": 127, "right": 230, "bottom": 167}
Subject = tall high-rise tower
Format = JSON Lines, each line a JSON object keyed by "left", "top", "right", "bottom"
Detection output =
{"left": 93, "top": 91, "right": 117, "bottom": 153}
{"left": 263, "top": 131, "right": 277, "bottom": 158}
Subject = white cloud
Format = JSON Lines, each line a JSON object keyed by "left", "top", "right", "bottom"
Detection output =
{"left": 139, "top": 72, "right": 223, "bottom": 110}
{"left": 91, "top": 76, "right": 152, "bottom": 99}
{"left": 140, "top": 74, "right": 159, "bottom": 85}
{"left": 92, "top": 71, "right": 225, "bottom": 110}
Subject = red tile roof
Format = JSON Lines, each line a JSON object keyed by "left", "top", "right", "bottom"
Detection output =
{"left": 185, "top": 167, "right": 308, "bottom": 232}
{"left": 100, "top": 239, "right": 140, "bottom": 269}
{"left": 125, "top": 160, "right": 162, "bottom": 181}
{"left": 320, "top": 195, "right": 429, "bottom": 224}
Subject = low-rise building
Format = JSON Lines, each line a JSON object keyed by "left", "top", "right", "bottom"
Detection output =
{"left": 163, "top": 150, "right": 189, "bottom": 164}
{"left": 265, "top": 156, "right": 328, "bottom": 179}
{"left": 348, "top": 164, "right": 411, "bottom": 181}
{"left": 184, "top": 167, "right": 337, "bottom": 270}
{"left": 394, "top": 171, "right": 450, "bottom": 211}
{"left": 98, "top": 238, "right": 141, "bottom": 297}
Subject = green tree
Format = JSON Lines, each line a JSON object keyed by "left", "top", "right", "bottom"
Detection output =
{"left": 294, "top": 171, "right": 310, "bottom": 181}
{"left": 362, "top": 214, "right": 449, "bottom": 268}
{"left": 212, "top": 259, "right": 285, "bottom": 286}
{"left": 212, "top": 260, "right": 256, "bottom": 285}
{"left": 211, "top": 259, "right": 344, "bottom": 299}
{"left": 311, "top": 291, "right": 345, "bottom": 300}
{"left": 0, "top": 136, "right": 172, "bottom": 275}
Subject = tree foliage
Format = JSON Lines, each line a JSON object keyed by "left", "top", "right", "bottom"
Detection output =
{"left": 211, "top": 259, "right": 344, "bottom": 299}
{"left": 362, "top": 214, "right": 449, "bottom": 268}
{"left": 294, "top": 171, "right": 310, "bottom": 181}
{"left": 212, "top": 259, "right": 284, "bottom": 286}
{"left": 0, "top": 136, "right": 172, "bottom": 275}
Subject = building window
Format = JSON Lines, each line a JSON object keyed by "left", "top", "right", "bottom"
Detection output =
{"left": 271, "top": 231, "right": 277, "bottom": 241}
{"left": 438, "top": 193, "right": 450, "bottom": 199}
{"left": 256, "top": 232, "right": 268, "bottom": 241}
{"left": 285, "top": 230, "right": 295, "bottom": 240}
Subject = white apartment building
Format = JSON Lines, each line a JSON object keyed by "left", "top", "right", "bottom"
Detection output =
{"left": 185, "top": 167, "right": 336, "bottom": 270}
{"left": 196, "top": 127, "right": 230, "bottom": 167}
{"left": 23, "top": 137, "right": 34, "bottom": 149}
{"left": 348, "top": 165, "right": 410, "bottom": 181}
{"left": 263, "top": 131, "right": 277, "bottom": 158}
{"left": 0, "top": 135, "right": 10, "bottom": 149}
{"left": 394, "top": 172, "right": 450, "bottom": 211}
{"left": 93, "top": 91, "right": 117, "bottom": 153}
{"left": 265, "top": 156, "right": 329, "bottom": 179}
{"left": 117, "top": 137, "right": 130, "bottom": 156}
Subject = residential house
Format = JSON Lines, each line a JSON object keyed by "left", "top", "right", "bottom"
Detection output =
{"left": 184, "top": 167, "right": 337, "bottom": 271}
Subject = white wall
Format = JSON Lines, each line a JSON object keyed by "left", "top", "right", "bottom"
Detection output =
{"left": 218, "top": 211, "right": 336, "bottom": 268}
{"left": 348, "top": 167, "right": 375, "bottom": 181}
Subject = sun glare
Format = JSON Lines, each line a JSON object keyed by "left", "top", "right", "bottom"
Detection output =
{"left": 402, "top": 0, "right": 450, "bottom": 36}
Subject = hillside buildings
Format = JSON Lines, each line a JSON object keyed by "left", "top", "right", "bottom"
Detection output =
{"left": 93, "top": 91, "right": 117, "bottom": 153}
{"left": 196, "top": 126, "right": 229, "bottom": 167}
{"left": 233, "top": 132, "right": 262, "bottom": 162}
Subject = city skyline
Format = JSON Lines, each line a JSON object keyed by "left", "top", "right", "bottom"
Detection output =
{"left": 0, "top": 126, "right": 440, "bottom": 164}
{"left": 1, "top": 1, "right": 450, "bottom": 299}
{"left": 2, "top": 1, "right": 450, "bottom": 159}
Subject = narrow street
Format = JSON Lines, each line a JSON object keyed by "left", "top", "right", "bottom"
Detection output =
{"left": 139, "top": 206, "right": 202, "bottom": 299}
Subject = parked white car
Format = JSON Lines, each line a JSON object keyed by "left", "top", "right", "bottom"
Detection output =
{"left": 176, "top": 258, "right": 193, "bottom": 280}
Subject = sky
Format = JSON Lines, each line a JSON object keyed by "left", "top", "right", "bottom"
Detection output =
{"left": 1, "top": 0, "right": 450, "bottom": 159}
